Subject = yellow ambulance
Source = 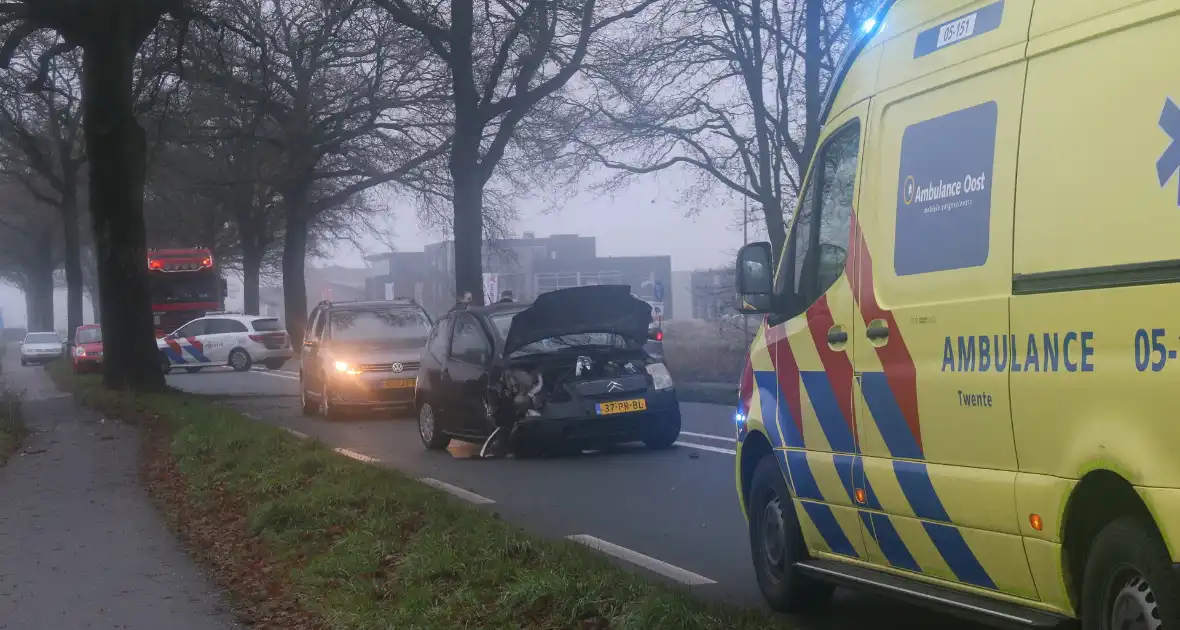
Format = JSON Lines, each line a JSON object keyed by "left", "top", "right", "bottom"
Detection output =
{"left": 733, "top": 1, "right": 1180, "bottom": 627}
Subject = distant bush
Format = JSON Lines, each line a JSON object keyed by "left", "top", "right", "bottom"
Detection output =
{"left": 662, "top": 319, "right": 754, "bottom": 385}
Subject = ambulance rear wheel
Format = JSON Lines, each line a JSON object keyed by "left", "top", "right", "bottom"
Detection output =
{"left": 1082, "top": 516, "right": 1180, "bottom": 630}
{"left": 749, "top": 454, "right": 833, "bottom": 613}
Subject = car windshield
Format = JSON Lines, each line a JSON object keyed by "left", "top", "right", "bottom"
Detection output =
{"left": 331, "top": 309, "right": 430, "bottom": 342}
{"left": 512, "top": 333, "right": 628, "bottom": 356}
{"left": 251, "top": 318, "right": 282, "bottom": 332}
{"left": 488, "top": 313, "right": 627, "bottom": 358}
{"left": 149, "top": 269, "right": 218, "bottom": 304}
{"left": 25, "top": 333, "right": 59, "bottom": 344}
{"left": 491, "top": 311, "right": 628, "bottom": 355}
{"left": 490, "top": 312, "right": 516, "bottom": 339}
{"left": 76, "top": 328, "right": 102, "bottom": 344}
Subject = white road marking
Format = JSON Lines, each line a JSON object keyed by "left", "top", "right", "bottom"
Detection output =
{"left": 284, "top": 427, "right": 308, "bottom": 439}
{"left": 675, "top": 441, "right": 736, "bottom": 455}
{"left": 333, "top": 447, "right": 378, "bottom": 463}
{"left": 255, "top": 370, "right": 299, "bottom": 381}
{"left": 679, "top": 430, "right": 735, "bottom": 443}
{"left": 565, "top": 535, "right": 717, "bottom": 586}
{"left": 419, "top": 478, "right": 496, "bottom": 505}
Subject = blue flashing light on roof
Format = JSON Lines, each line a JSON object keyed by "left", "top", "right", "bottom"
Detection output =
{"left": 861, "top": 17, "right": 878, "bottom": 34}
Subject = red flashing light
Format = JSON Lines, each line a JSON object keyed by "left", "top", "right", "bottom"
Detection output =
{"left": 655, "top": 331, "right": 663, "bottom": 341}
{"left": 149, "top": 259, "right": 163, "bottom": 269}
{"left": 201, "top": 257, "right": 213, "bottom": 268}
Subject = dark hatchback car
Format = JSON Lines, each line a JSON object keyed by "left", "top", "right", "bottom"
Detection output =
{"left": 414, "top": 285, "right": 680, "bottom": 454}
{"left": 300, "top": 299, "right": 432, "bottom": 419}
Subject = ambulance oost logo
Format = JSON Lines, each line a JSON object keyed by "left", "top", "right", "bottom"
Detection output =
{"left": 903, "top": 175, "right": 916, "bottom": 205}
{"left": 1157, "top": 97, "right": 1180, "bottom": 205}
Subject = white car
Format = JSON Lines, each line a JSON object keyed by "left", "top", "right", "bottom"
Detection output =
{"left": 20, "top": 331, "right": 64, "bottom": 366}
{"left": 157, "top": 313, "right": 294, "bottom": 374}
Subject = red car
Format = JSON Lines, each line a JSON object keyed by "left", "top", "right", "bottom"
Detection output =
{"left": 72, "top": 324, "right": 103, "bottom": 373}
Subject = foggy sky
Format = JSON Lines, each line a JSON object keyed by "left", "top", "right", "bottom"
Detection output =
{"left": 0, "top": 174, "right": 768, "bottom": 328}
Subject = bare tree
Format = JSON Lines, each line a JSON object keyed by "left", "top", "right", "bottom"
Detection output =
{"left": 0, "top": 1, "right": 207, "bottom": 390}
{"left": 0, "top": 179, "right": 62, "bottom": 331}
{"left": 570, "top": 0, "right": 874, "bottom": 257}
{"left": 372, "top": 0, "right": 665, "bottom": 304}
{"left": 181, "top": 0, "right": 450, "bottom": 345}
{"left": 0, "top": 34, "right": 87, "bottom": 336}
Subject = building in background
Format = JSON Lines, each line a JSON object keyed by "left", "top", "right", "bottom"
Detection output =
{"left": 689, "top": 268, "right": 737, "bottom": 320}
{"left": 256, "top": 265, "right": 374, "bottom": 325}
{"left": 367, "top": 232, "right": 673, "bottom": 319}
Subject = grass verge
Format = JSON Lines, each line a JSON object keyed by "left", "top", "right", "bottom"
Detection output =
{"left": 47, "top": 362, "right": 789, "bottom": 630}
{"left": 0, "top": 344, "right": 26, "bottom": 464}
{"left": 0, "top": 389, "right": 24, "bottom": 465}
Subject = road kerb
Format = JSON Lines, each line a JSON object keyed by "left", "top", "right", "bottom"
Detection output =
{"left": 283, "top": 427, "right": 308, "bottom": 439}
{"left": 565, "top": 535, "right": 717, "bottom": 586}
{"left": 333, "top": 447, "right": 378, "bottom": 463}
{"left": 419, "top": 477, "right": 496, "bottom": 505}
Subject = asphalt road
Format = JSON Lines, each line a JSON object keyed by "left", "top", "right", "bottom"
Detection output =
{"left": 167, "top": 364, "right": 987, "bottom": 629}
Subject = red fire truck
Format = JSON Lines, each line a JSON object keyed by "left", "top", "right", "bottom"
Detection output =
{"left": 148, "top": 247, "right": 228, "bottom": 338}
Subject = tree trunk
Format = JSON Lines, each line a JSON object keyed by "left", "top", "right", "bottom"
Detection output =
{"left": 23, "top": 293, "right": 35, "bottom": 332}
{"left": 90, "top": 291, "right": 101, "bottom": 324}
{"left": 451, "top": 164, "right": 484, "bottom": 306}
{"left": 281, "top": 198, "right": 310, "bottom": 349}
{"left": 82, "top": 39, "right": 164, "bottom": 392}
{"left": 61, "top": 183, "right": 84, "bottom": 336}
{"left": 25, "top": 228, "right": 56, "bottom": 332}
{"left": 242, "top": 241, "right": 262, "bottom": 315}
{"left": 448, "top": 2, "right": 486, "bottom": 305}
{"left": 802, "top": 0, "right": 823, "bottom": 166}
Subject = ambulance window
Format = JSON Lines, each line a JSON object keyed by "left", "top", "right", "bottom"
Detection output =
{"left": 814, "top": 124, "right": 859, "bottom": 296}
{"left": 773, "top": 121, "right": 860, "bottom": 316}
{"left": 774, "top": 179, "right": 815, "bottom": 304}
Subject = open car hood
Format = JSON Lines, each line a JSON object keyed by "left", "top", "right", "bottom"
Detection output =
{"left": 503, "top": 285, "right": 653, "bottom": 356}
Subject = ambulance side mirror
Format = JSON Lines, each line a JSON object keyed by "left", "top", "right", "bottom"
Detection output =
{"left": 736, "top": 242, "right": 774, "bottom": 313}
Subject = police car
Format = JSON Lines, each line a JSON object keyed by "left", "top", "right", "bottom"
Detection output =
{"left": 158, "top": 313, "right": 293, "bottom": 374}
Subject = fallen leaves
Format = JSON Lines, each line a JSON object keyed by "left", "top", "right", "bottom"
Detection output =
{"left": 139, "top": 418, "right": 326, "bottom": 630}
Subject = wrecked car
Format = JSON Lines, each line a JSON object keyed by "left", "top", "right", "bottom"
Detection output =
{"left": 414, "top": 285, "right": 681, "bottom": 455}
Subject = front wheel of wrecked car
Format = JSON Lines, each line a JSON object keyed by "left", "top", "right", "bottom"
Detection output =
{"left": 643, "top": 409, "right": 681, "bottom": 450}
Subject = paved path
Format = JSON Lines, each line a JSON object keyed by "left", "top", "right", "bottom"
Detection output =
{"left": 170, "top": 365, "right": 982, "bottom": 628}
{"left": 0, "top": 351, "right": 240, "bottom": 630}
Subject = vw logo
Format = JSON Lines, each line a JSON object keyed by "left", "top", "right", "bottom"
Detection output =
{"left": 391, "top": 362, "right": 404, "bottom": 373}
{"left": 607, "top": 381, "right": 623, "bottom": 392}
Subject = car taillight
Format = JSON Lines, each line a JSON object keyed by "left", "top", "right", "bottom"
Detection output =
{"left": 654, "top": 331, "right": 663, "bottom": 341}
{"left": 249, "top": 334, "right": 265, "bottom": 343}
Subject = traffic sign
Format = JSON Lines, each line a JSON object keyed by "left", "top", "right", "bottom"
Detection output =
{"left": 647, "top": 301, "right": 664, "bottom": 323}
{"left": 653, "top": 280, "right": 665, "bottom": 302}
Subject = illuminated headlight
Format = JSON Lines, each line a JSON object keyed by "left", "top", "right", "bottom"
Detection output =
{"left": 645, "top": 362, "right": 674, "bottom": 390}
{"left": 334, "top": 360, "right": 361, "bottom": 375}
{"left": 75, "top": 347, "right": 86, "bottom": 357}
